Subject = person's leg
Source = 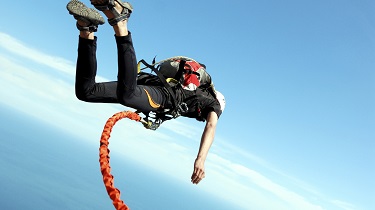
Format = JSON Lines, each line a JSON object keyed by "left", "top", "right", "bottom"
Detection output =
{"left": 68, "top": 0, "right": 119, "bottom": 103}
{"left": 75, "top": 33, "right": 119, "bottom": 103}
{"left": 92, "top": 0, "right": 170, "bottom": 112}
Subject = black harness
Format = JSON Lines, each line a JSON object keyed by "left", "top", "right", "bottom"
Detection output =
{"left": 137, "top": 58, "right": 189, "bottom": 130}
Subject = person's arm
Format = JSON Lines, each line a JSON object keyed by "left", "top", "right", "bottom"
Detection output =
{"left": 191, "top": 111, "right": 218, "bottom": 184}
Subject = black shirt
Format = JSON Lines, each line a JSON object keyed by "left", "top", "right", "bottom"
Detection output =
{"left": 180, "top": 88, "right": 222, "bottom": 121}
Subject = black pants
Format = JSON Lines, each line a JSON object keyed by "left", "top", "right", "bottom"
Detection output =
{"left": 75, "top": 33, "right": 169, "bottom": 112}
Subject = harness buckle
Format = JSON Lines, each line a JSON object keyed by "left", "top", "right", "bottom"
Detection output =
{"left": 177, "top": 102, "right": 189, "bottom": 115}
{"left": 140, "top": 117, "right": 162, "bottom": 130}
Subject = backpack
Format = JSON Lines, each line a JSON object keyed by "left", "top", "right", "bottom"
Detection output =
{"left": 137, "top": 56, "right": 217, "bottom": 129}
{"left": 158, "top": 56, "right": 212, "bottom": 90}
{"left": 138, "top": 56, "right": 213, "bottom": 87}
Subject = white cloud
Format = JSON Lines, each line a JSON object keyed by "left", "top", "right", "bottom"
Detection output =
{"left": 201, "top": 154, "right": 324, "bottom": 210}
{"left": 0, "top": 32, "right": 74, "bottom": 76}
{"left": 331, "top": 200, "right": 359, "bottom": 210}
{"left": 232, "top": 163, "right": 323, "bottom": 210}
{"left": 0, "top": 31, "right": 358, "bottom": 210}
{"left": 0, "top": 32, "right": 107, "bottom": 82}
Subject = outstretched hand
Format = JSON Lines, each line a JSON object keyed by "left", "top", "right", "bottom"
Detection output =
{"left": 191, "top": 157, "right": 206, "bottom": 184}
{"left": 191, "top": 111, "right": 218, "bottom": 185}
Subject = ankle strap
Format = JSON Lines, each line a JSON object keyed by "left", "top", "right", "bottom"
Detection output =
{"left": 76, "top": 22, "right": 98, "bottom": 32}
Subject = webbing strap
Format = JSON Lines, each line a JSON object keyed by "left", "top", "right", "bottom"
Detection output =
{"left": 173, "top": 60, "right": 186, "bottom": 83}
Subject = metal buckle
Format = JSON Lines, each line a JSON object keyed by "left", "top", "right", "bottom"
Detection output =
{"left": 177, "top": 103, "right": 189, "bottom": 114}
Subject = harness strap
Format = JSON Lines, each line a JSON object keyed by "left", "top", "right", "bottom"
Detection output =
{"left": 138, "top": 59, "right": 187, "bottom": 117}
{"left": 174, "top": 60, "right": 187, "bottom": 82}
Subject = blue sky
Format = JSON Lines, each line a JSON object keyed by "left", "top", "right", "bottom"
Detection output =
{"left": 0, "top": 0, "right": 374, "bottom": 209}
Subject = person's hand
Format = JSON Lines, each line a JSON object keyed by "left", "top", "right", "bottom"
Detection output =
{"left": 191, "top": 157, "right": 206, "bottom": 184}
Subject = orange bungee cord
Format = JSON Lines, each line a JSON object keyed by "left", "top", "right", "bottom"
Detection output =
{"left": 99, "top": 111, "right": 141, "bottom": 210}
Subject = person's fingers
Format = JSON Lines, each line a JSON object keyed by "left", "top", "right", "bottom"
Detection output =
{"left": 192, "top": 172, "right": 199, "bottom": 184}
{"left": 191, "top": 170, "right": 205, "bottom": 184}
{"left": 191, "top": 168, "right": 198, "bottom": 180}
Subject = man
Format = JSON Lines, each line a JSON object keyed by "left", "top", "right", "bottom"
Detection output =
{"left": 67, "top": 0, "right": 225, "bottom": 185}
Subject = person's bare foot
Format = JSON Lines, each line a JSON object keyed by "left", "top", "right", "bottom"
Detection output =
{"left": 100, "top": 1, "right": 124, "bottom": 20}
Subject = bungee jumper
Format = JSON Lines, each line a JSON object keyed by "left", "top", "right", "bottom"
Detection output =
{"left": 67, "top": 0, "right": 225, "bottom": 208}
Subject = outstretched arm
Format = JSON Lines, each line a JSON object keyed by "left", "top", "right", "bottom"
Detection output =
{"left": 191, "top": 111, "right": 218, "bottom": 184}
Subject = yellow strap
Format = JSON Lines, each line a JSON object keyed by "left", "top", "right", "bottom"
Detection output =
{"left": 166, "top": 78, "right": 179, "bottom": 84}
{"left": 137, "top": 61, "right": 142, "bottom": 73}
